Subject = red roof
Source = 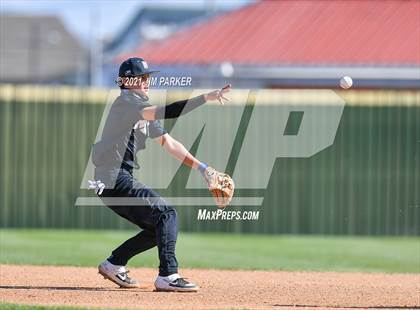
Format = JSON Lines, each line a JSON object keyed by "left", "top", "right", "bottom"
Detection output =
{"left": 121, "top": 0, "right": 420, "bottom": 66}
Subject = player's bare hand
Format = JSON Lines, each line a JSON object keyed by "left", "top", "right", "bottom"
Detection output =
{"left": 204, "top": 84, "right": 231, "bottom": 104}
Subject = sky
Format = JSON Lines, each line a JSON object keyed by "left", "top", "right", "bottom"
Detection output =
{"left": 0, "top": 0, "right": 251, "bottom": 43}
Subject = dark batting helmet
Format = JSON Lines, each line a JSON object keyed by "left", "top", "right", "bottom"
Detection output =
{"left": 118, "top": 57, "right": 159, "bottom": 78}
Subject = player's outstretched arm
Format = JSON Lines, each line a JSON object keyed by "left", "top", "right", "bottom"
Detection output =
{"left": 154, "top": 133, "right": 205, "bottom": 171}
{"left": 155, "top": 133, "right": 234, "bottom": 208}
{"left": 141, "top": 84, "right": 231, "bottom": 121}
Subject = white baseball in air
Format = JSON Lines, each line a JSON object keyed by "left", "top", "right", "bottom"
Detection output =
{"left": 220, "top": 61, "right": 234, "bottom": 77}
{"left": 340, "top": 76, "right": 353, "bottom": 89}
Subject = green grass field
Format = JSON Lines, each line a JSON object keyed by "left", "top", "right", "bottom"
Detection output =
{"left": 0, "top": 229, "right": 419, "bottom": 273}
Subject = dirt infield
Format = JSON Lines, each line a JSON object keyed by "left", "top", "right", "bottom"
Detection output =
{"left": 0, "top": 265, "right": 418, "bottom": 310}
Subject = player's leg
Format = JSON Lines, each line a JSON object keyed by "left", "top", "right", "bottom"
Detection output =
{"left": 107, "top": 197, "right": 179, "bottom": 276}
{"left": 136, "top": 193, "right": 198, "bottom": 291}
{"left": 155, "top": 203, "right": 178, "bottom": 276}
{"left": 98, "top": 223, "right": 156, "bottom": 288}
{"left": 97, "top": 169, "right": 198, "bottom": 291}
{"left": 106, "top": 224, "right": 156, "bottom": 266}
{"left": 103, "top": 183, "right": 176, "bottom": 270}
{"left": 97, "top": 169, "right": 158, "bottom": 288}
{"left": 132, "top": 191, "right": 198, "bottom": 292}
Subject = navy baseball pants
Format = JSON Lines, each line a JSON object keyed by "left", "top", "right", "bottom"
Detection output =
{"left": 95, "top": 167, "right": 178, "bottom": 277}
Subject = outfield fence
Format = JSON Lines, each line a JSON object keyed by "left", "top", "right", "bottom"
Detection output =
{"left": 0, "top": 85, "right": 419, "bottom": 235}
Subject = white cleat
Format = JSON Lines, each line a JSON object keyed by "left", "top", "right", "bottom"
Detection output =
{"left": 98, "top": 260, "right": 139, "bottom": 288}
{"left": 154, "top": 273, "right": 199, "bottom": 292}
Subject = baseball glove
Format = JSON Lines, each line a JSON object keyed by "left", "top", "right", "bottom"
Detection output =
{"left": 203, "top": 167, "right": 235, "bottom": 208}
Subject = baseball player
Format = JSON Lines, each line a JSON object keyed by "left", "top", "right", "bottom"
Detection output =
{"left": 90, "top": 57, "right": 231, "bottom": 292}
